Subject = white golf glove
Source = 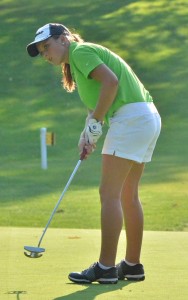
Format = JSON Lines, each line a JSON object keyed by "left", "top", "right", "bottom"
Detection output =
{"left": 85, "top": 118, "right": 103, "bottom": 145}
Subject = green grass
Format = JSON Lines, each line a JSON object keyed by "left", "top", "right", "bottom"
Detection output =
{"left": 1, "top": 227, "right": 188, "bottom": 300}
{"left": 0, "top": 0, "right": 188, "bottom": 230}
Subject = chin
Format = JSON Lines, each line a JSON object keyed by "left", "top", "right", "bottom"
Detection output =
{"left": 53, "top": 61, "right": 62, "bottom": 66}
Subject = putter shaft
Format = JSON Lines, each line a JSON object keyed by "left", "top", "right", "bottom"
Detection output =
{"left": 24, "top": 150, "right": 86, "bottom": 258}
{"left": 38, "top": 158, "right": 82, "bottom": 247}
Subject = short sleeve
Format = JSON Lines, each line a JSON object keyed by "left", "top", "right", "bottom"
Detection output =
{"left": 71, "top": 45, "right": 104, "bottom": 78}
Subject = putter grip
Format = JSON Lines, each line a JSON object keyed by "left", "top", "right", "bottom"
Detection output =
{"left": 80, "top": 148, "right": 87, "bottom": 160}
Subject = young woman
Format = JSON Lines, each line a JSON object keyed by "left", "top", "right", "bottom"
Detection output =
{"left": 27, "top": 23, "right": 161, "bottom": 284}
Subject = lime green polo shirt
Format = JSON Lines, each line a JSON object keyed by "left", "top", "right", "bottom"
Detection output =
{"left": 69, "top": 41, "right": 153, "bottom": 124}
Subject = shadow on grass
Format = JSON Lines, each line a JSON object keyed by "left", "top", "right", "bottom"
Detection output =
{"left": 53, "top": 281, "right": 134, "bottom": 300}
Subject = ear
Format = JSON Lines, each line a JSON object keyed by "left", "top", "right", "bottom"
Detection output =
{"left": 60, "top": 35, "right": 67, "bottom": 43}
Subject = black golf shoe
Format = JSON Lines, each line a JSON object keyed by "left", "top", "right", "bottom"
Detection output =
{"left": 68, "top": 262, "right": 118, "bottom": 284}
{"left": 116, "top": 260, "right": 145, "bottom": 281}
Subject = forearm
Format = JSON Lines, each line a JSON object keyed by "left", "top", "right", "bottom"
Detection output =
{"left": 92, "top": 80, "right": 118, "bottom": 122}
{"left": 89, "top": 64, "right": 119, "bottom": 122}
{"left": 85, "top": 110, "right": 94, "bottom": 125}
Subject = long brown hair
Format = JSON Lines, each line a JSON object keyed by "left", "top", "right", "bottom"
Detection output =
{"left": 62, "top": 32, "right": 84, "bottom": 92}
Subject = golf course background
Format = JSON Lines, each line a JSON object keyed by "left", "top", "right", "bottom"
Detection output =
{"left": 1, "top": 1, "right": 188, "bottom": 299}
{"left": 1, "top": 0, "right": 187, "bottom": 231}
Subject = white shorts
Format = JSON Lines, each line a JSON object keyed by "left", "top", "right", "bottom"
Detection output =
{"left": 102, "top": 102, "right": 161, "bottom": 163}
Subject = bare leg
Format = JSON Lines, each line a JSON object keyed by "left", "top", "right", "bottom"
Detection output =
{"left": 121, "top": 163, "right": 145, "bottom": 263}
{"left": 99, "top": 154, "right": 133, "bottom": 266}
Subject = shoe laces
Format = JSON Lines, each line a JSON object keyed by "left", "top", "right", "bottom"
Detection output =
{"left": 82, "top": 262, "right": 97, "bottom": 274}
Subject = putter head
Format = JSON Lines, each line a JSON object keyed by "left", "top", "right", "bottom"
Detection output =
{"left": 24, "top": 246, "right": 45, "bottom": 258}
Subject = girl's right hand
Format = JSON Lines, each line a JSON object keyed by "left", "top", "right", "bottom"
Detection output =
{"left": 78, "top": 131, "right": 96, "bottom": 159}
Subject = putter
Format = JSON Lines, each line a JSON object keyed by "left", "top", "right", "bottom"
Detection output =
{"left": 24, "top": 150, "right": 86, "bottom": 258}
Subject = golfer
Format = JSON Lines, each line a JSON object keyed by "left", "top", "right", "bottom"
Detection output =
{"left": 27, "top": 23, "right": 161, "bottom": 284}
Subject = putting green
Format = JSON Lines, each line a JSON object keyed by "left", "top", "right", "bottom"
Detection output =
{"left": 1, "top": 227, "right": 188, "bottom": 300}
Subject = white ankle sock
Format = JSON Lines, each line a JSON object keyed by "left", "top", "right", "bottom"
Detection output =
{"left": 124, "top": 259, "right": 137, "bottom": 266}
{"left": 98, "top": 262, "right": 113, "bottom": 270}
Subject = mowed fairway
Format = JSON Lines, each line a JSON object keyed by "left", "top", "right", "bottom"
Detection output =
{"left": 1, "top": 227, "right": 188, "bottom": 300}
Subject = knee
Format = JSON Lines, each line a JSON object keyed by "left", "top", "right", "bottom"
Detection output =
{"left": 99, "top": 185, "right": 121, "bottom": 203}
{"left": 99, "top": 185, "right": 107, "bottom": 202}
{"left": 122, "top": 184, "right": 139, "bottom": 204}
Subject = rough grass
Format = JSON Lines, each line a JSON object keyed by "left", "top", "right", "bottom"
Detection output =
{"left": 0, "top": 0, "right": 188, "bottom": 230}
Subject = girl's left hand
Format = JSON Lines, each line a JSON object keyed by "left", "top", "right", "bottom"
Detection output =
{"left": 85, "top": 119, "right": 103, "bottom": 144}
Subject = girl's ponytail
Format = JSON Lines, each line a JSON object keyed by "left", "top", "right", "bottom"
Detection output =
{"left": 62, "top": 33, "right": 84, "bottom": 92}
